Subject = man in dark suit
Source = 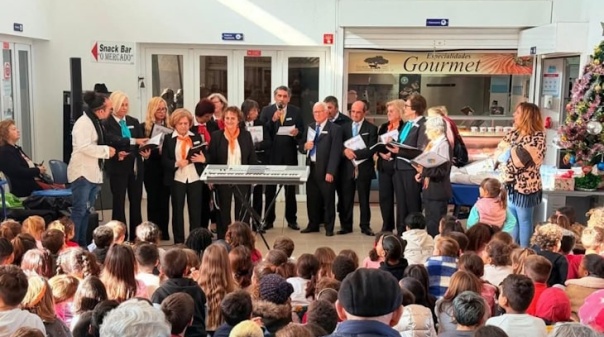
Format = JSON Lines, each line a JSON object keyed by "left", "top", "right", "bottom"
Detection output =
{"left": 338, "top": 101, "right": 378, "bottom": 236}
{"left": 300, "top": 102, "right": 342, "bottom": 237}
{"left": 259, "top": 86, "right": 303, "bottom": 230}
{"left": 103, "top": 100, "right": 149, "bottom": 241}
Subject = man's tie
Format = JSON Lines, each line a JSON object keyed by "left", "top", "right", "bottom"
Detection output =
{"left": 352, "top": 122, "right": 359, "bottom": 137}
{"left": 309, "top": 124, "right": 321, "bottom": 157}
{"left": 398, "top": 122, "right": 413, "bottom": 143}
{"left": 198, "top": 124, "right": 211, "bottom": 143}
{"left": 119, "top": 119, "right": 131, "bottom": 138}
{"left": 279, "top": 110, "right": 285, "bottom": 124}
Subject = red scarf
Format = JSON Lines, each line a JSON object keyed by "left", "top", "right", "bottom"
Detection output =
{"left": 388, "top": 120, "right": 400, "bottom": 131}
{"left": 198, "top": 124, "right": 211, "bottom": 144}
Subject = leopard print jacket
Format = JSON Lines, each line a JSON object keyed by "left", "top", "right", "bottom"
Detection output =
{"left": 500, "top": 129, "right": 546, "bottom": 195}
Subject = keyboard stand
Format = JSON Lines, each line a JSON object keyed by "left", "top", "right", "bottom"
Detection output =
{"left": 231, "top": 184, "right": 279, "bottom": 250}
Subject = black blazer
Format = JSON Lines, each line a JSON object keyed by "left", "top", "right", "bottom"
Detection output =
{"left": 161, "top": 133, "right": 206, "bottom": 186}
{"left": 240, "top": 120, "right": 272, "bottom": 165}
{"left": 259, "top": 104, "right": 304, "bottom": 165}
{"left": 300, "top": 121, "right": 342, "bottom": 180}
{"left": 340, "top": 120, "right": 378, "bottom": 180}
{"left": 208, "top": 129, "right": 258, "bottom": 166}
{"left": 103, "top": 115, "right": 143, "bottom": 175}
{"left": 394, "top": 117, "right": 429, "bottom": 171}
{"left": 420, "top": 138, "right": 452, "bottom": 201}
{"left": 331, "top": 112, "right": 352, "bottom": 127}
{"left": 376, "top": 121, "right": 403, "bottom": 172}
{"left": 0, "top": 144, "right": 41, "bottom": 197}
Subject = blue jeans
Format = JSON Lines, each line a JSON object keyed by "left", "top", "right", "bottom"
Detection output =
{"left": 71, "top": 177, "right": 100, "bottom": 246}
{"left": 509, "top": 200, "right": 535, "bottom": 248}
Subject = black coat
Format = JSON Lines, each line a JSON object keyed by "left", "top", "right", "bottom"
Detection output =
{"left": 103, "top": 115, "right": 143, "bottom": 176}
{"left": 394, "top": 117, "right": 429, "bottom": 171}
{"left": 259, "top": 104, "right": 304, "bottom": 165}
{"left": 340, "top": 120, "right": 378, "bottom": 180}
{"left": 0, "top": 144, "right": 41, "bottom": 197}
{"left": 376, "top": 121, "right": 403, "bottom": 172}
{"left": 140, "top": 123, "right": 168, "bottom": 180}
{"left": 207, "top": 128, "right": 258, "bottom": 165}
{"left": 300, "top": 121, "right": 342, "bottom": 179}
{"left": 190, "top": 120, "right": 220, "bottom": 143}
{"left": 151, "top": 278, "right": 207, "bottom": 337}
{"left": 331, "top": 112, "right": 352, "bottom": 127}
{"left": 240, "top": 120, "right": 272, "bottom": 165}
{"left": 161, "top": 133, "right": 206, "bottom": 186}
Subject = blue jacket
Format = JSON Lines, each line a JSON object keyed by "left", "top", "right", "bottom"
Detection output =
{"left": 327, "top": 320, "right": 400, "bottom": 337}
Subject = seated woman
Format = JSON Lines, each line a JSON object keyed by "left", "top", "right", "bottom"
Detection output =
{"left": 0, "top": 119, "right": 47, "bottom": 197}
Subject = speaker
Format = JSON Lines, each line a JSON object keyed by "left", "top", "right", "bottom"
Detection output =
{"left": 70, "top": 58, "right": 83, "bottom": 120}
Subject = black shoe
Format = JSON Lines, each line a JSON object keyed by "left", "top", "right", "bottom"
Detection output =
{"left": 288, "top": 223, "right": 300, "bottom": 230}
{"left": 326, "top": 231, "right": 334, "bottom": 237}
{"left": 337, "top": 229, "right": 351, "bottom": 235}
{"left": 301, "top": 227, "right": 319, "bottom": 234}
{"left": 361, "top": 228, "right": 375, "bottom": 236}
{"left": 264, "top": 223, "right": 274, "bottom": 230}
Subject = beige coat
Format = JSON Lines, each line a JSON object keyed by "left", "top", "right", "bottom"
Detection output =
{"left": 565, "top": 276, "right": 604, "bottom": 321}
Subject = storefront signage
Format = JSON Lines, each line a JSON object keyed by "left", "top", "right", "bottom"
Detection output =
{"left": 91, "top": 41, "right": 135, "bottom": 64}
{"left": 348, "top": 52, "right": 533, "bottom": 75}
{"left": 426, "top": 19, "right": 449, "bottom": 27}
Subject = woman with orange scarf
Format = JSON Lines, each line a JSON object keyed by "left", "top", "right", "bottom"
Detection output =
{"left": 208, "top": 106, "right": 258, "bottom": 240}
{"left": 375, "top": 100, "right": 404, "bottom": 233}
{"left": 161, "top": 109, "right": 207, "bottom": 244}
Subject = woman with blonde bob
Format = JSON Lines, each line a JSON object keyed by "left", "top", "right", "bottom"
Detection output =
{"left": 496, "top": 102, "right": 546, "bottom": 247}
{"left": 141, "top": 97, "right": 171, "bottom": 240}
{"left": 21, "top": 274, "right": 71, "bottom": 337}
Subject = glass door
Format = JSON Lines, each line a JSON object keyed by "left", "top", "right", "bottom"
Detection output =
{"left": 14, "top": 44, "right": 33, "bottom": 156}
{"left": 146, "top": 48, "right": 193, "bottom": 114}
{"left": 194, "top": 50, "right": 233, "bottom": 102}
{"left": 234, "top": 50, "right": 278, "bottom": 108}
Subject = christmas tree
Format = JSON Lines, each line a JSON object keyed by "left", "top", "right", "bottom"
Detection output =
{"left": 559, "top": 40, "right": 604, "bottom": 166}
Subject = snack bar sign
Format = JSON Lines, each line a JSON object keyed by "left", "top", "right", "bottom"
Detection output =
{"left": 91, "top": 41, "right": 135, "bottom": 64}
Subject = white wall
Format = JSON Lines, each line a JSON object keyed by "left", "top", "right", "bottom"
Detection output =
{"left": 0, "top": 0, "right": 50, "bottom": 39}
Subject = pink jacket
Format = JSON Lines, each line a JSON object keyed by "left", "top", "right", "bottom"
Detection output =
{"left": 475, "top": 197, "right": 506, "bottom": 227}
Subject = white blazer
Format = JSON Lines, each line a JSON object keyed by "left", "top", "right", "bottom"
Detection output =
{"left": 67, "top": 114, "right": 111, "bottom": 184}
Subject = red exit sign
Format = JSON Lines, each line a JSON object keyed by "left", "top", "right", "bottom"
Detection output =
{"left": 246, "top": 50, "right": 262, "bottom": 57}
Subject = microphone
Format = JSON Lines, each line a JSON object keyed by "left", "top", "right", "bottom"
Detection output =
{"left": 277, "top": 103, "right": 284, "bottom": 110}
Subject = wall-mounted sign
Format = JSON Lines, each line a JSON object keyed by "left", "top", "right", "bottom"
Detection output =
{"left": 348, "top": 52, "right": 533, "bottom": 75}
{"left": 323, "top": 34, "right": 334, "bottom": 45}
{"left": 222, "top": 33, "right": 244, "bottom": 41}
{"left": 542, "top": 73, "right": 560, "bottom": 97}
{"left": 426, "top": 18, "right": 449, "bottom": 27}
{"left": 3, "top": 62, "right": 10, "bottom": 80}
{"left": 247, "top": 50, "right": 261, "bottom": 57}
{"left": 530, "top": 46, "right": 537, "bottom": 55}
{"left": 13, "top": 23, "right": 23, "bottom": 32}
{"left": 91, "top": 41, "right": 135, "bottom": 64}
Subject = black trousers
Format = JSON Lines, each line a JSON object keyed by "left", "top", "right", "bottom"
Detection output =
{"left": 109, "top": 171, "right": 143, "bottom": 242}
{"left": 306, "top": 164, "right": 336, "bottom": 232}
{"left": 264, "top": 184, "right": 297, "bottom": 225}
{"left": 340, "top": 176, "right": 372, "bottom": 232}
{"left": 393, "top": 170, "right": 422, "bottom": 235}
{"left": 424, "top": 198, "right": 448, "bottom": 237}
{"left": 250, "top": 184, "right": 264, "bottom": 228}
{"left": 171, "top": 180, "right": 202, "bottom": 244}
{"left": 144, "top": 167, "right": 170, "bottom": 240}
{"left": 201, "top": 183, "right": 213, "bottom": 229}
{"left": 379, "top": 167, "right": 396, "bottom": 233}
{"left": 216, "top": 185, "right": 251, "bottom": 240}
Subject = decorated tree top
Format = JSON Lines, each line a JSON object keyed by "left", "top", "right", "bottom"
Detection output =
{"left": 559, "top": 41, "right": 604, "bottom": 165}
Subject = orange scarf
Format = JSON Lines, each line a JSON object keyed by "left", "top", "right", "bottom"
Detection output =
{"left": 177, "top": 135, "right": 192, "bottom": 160}
{"left": 388, "top": 120, "right": 400, "bottom": 131}
{"left": 224, "top": 127, "right": 240, "bottom": 153}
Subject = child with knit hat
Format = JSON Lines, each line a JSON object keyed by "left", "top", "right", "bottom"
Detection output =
{"left": 253, "top": 274, "right": 294, "bottom": 335}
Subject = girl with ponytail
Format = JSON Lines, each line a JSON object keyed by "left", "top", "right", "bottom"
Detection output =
{"left": 467, "top": 178, "right": 517, "bottom": 234}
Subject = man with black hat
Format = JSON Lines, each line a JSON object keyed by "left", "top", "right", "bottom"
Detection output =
{"left": 328, "top": 268, "right": 403, "bottom": 337}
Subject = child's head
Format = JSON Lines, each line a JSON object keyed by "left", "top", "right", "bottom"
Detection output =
{"left": 452, "top": 291, "right": 487, "bottom": 328}
{"left": 0, "top": 220, "right": 21, "bottom": 240}
{"left": 402, "top": 264, "right": 430, "bottom": 297}
{"left": 57, "top": 247, "right": 100, "bottom": 278}
{"left": 399, "top": 277, "right": 428, "bottom": 306}
{"left": 511, "top": 247, "right": 536, "bottom": 274}
{"left": 557, "top": 206, "right": 577, "bottom": 224}
{"left": 491, "top": 231, "right": 514, "bottom": 246}
{"left": 582, "top": 227, "right": 604, "bottom": 253}
{"left": 447, "top": 232, "right": 469, "bottom": 254}
{"left": 315, "top": 277, "right": 340, "bottom": 301}
{"left": 368, "top": 231, "right": 388, "bottom": 262}
{"left": 161, "top": 248, "right": 188, "bottom": 279}
{"left": 523, "top": 255, "right": 552, "bottom": 284}
{"left": 331, "top": 255, "right": 356, "bottom": 282}
{"left": 441, "top": 270, "right": 482, "bottom": 303}
{"left": 499, "top": 274, "right": 534, "bottom": 314}
{"left": 21, "top": 275, "right": 55, "bottom": 321}
{"left": 560, "top": 231, "right": 577, "bottom": 255}
{"left": 434, "top": 236, "right": 460, "bottom": 257}
{"left": 273, "top": 236, "right": 295, "bottom": 258}
{"left": 0, "top": 238, "right": 14, "bottom": 265}
{"left": 11, "top": 234, "right": 37, "bottom": 266}
{"left": 58, "top": 217, "right": 75, "bottom": 241}
{"left": 459, "top": 252, "right": 485, "bottom": 278}
{"left": 405, "top": 212, "right": 427, "bottom": 231}
{"left": 378, "top": 234, "right": 406, "bottom": 263}
{"left": 93, "top": 225, "right": 114, "bottom": 249}
{"left": 314, "top": 247, "right": 337, "bottom": 279}
{"left": 225, "top": 222, "right": 256, "bottom": 251}
{"left": 104, "top": 220, "right": 127, "bottom": 244}
{"left": 21, "top": 216, "right": 45, "bottom": 240}
{"left": 338, "top": 250, "right": 359, "bottom": 270}
{"left": 135, "top": 243, "right": 159, "bottom": 273}
{"left": 265, "top": 249, "right": 291, "bottom": 279}
{"left": 479, "top": 178, "right": 507, "bottom": 209}
{"left": 531, "top": 223, "right": 563, "bottom": 252}
{"left": 100, "top": 244, "right": 138, "bottom": 302}
{"left": 10, "top": 327, "right": 45, "bottom": 337}
{"left": 306, "top": 299, "right": 338, "bottom": 335}
{"left": 587, "top": 207, "right": 604, "bottom": 228}
{"left": 466, "top": 223, "right": 494, "bottom": 253}
{"left": 296, "top": 253, "right": 320, "bottom": 280}
{"left": 21, "top": 249, "right": 54, "bottom": 278}
{"left": 229, "top": 246, "right": 253, "bottom": 289}
{"left": 185, "top": 228, "right": 213, "bottom": 258}
{"left": 48, "top": 274, "right": 79, "bottom": 304}
{"left": 135, "top": 221, "right": 161, "bottom": 245}
{"left": 220, "top": 290, "right": 253, "bottom": 327}
{"left": 182, "top": 248, "right": 200, "bottom": 279}
{"left": 549, "top": 213, "right": 572, "bottom": 230}
{"left": 579, "top": 254, "right": 604, "bottom": 278}
{"left": 72, "top": 276, "right": 108, "bottom": 314}
{"left": 482, "top": 239, "right": 512, "bottom": 267}
{"left": 160, "top": 292, "right": 194, "bottom": 336}
{"left": 41, "top": 229, "right": 65, "bottom": 255}
{"left": 439, "top": 215, "right": 465, "bottom": 236}
{"left": 0, "top": 265, "right": 28, "bottom": 308}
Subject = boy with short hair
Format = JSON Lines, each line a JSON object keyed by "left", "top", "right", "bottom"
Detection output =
{"left": 151, "top": 248, "right": 206, "bottom": 337}
{"left": 161, "top": 292, "right": 195, "bottom": 337}
{"left": 88, "top": 220, "right": 126, "bottom": 252}
{"left": 485, "top": 274, "right": 547, "bottom": 337}
{"left": 402, "top": 212, "right": 434, "bottom": 265}
{"left": 92, "top": 225, "right": 114, "bottom": 265}
{"left": 524, "top": 255, "right": 552, "bottom": 316}
{"left": 0, "top": 265, "right": 46, "bottom": 337}
{"left": 331, "top": 256, "right": 356, "bottom": 282}
{"left": 439, "top": 291, "right": 486, "bottom": 337}
{"left": 135, "top": 243, "right": 160, "bottom": 295}
{"left": 41, "top": 229, "right": 66, "bottom": 255}
{"left": 214, "top": 290, "right": 254, "bottom": 337}
{"left": 273, "top": 236, "right": 295, "bottom": 260}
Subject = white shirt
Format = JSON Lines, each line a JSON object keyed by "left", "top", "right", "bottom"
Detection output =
{"left": 486, "top": 314, "right": 547, "bottom": 337}
{"left": 227, "top": 140, "right": 242, "bottom": 166}
{"left": 0, "top": 309, "right": 46, "bottom": 337}
{"left": 67, "top": 114, "right": 111, "bottom": 183}
{"left": 287, "top": 277, "right": 311, "bottom": 306}
{"left": 331, "top": 112, "right": 340, "bottom": 122}
{"left": 310, "top": 120, "right": 328, "bottom": 162}
{"left": 483, "top": 265, "right": 513, "bottom": 287}
{"left": 172, "top": 131, "right": 200, "bottom": 183}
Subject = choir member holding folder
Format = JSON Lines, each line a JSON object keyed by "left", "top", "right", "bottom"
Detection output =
{"left": 162, "top": 109, "right": 207, "bottom": 244}
{"left": 141, "top": 97, "right": 172, "bottom": 240}
{"left": 375, "top": 100, "right": 404, "bottom": 234}
{"left": 412, "top": 115, "right": 452, "bottom": 237}
{"left": 386, "top": 94, "right": 429, "bottom": 235}
{"left": 208, "top": 106, "right": 258, "bottom": 240}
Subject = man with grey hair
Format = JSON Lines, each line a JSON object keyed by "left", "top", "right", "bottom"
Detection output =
{"left": 300, "top": 101, "right": 342, "bottom": 237}
{"left": 259, "top": 85, "right": 304, "bottom": 230}
{"left": 99, "top": 299, "right": 171, "bottom": 337}
{"left": 439, "top": 291, "right": 487, "bottom": 337}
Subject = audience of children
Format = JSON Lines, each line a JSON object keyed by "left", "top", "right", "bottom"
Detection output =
{"left": 565, "top": 254, "right": 604, "bottom": 321}
{"left": 531, "top": 224, "right": 568, "bottom": 286}
{"left": 481, "top": 239, "right": 513, "bottom": 287}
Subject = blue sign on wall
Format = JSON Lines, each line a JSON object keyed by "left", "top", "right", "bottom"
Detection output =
{"left": 426, "top": 19, "right": 449, "bottom": 27}
{"left": 13, "top": 23, "right": 23, "bottom": 32}
{"left": 222, "top": 33, "right": 244, "bottom": 41}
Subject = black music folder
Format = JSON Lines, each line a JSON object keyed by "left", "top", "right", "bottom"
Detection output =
{"left": 187, "top": 143, "right": 207, "bottom": 160}
{"left": 388, "top": 142, "right": 423, "bottom": 159}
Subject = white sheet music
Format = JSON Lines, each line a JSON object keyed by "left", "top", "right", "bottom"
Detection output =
{"left": 277, "top": 125, "right": 295, "bottom": 136}
{"left": 247, "top": 126, "right": 263, "bottom": 143}
{"left": 380, "top": 129, "right": 399, "bottom": 143}
{"left": 412, "top": 151, "right": 449, "bottom": 168}
{"left": 151, "top": 125, "right": 173, "bottom": 138}
{"left": 307, "top": 126, "right": 317, "bottom": 142}
{"left": 344, "top": 135, "right": 367, "bottom": 166}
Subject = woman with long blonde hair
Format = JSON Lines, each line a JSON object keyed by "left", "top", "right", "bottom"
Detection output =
{"left": 208, "top": 93, "right": 228, "bottom": 130}
{"left": 100, "top": 244, "right": 148, "bottom": 302}
{"left": 21, "top": 274, "right": 71, "bottom": 337}
{"left": 496, "top": 102, "right": 546, "bottom": 247}
{"left": 198, "top": 243, "right": 236, "bottom": 334}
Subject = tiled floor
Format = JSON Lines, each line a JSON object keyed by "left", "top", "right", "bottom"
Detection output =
{"left": 99, "top": 200, "right": 380, "bottom": 259}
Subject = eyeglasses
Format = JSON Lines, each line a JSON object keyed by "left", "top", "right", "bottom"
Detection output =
{"left": 156, "top": 107, "right": 167, "bottom": 112}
